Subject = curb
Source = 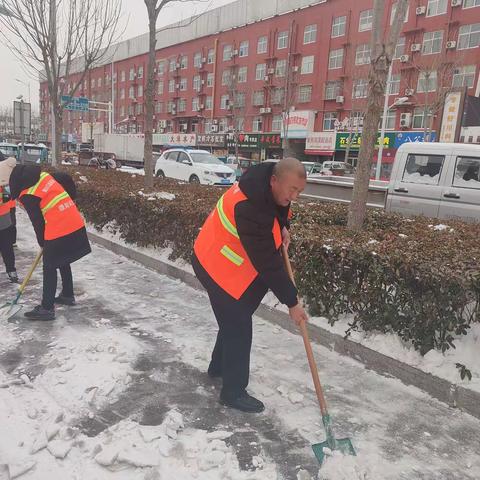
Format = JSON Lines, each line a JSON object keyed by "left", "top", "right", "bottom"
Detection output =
{"left": 88, "top": 230, "right": 480, "bottom": 420}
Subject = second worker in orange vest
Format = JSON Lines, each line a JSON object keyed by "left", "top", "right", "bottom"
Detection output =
{"left": 193, "top": 158, "right": 308, "bottom": 413}
{"left": 0, "top": 157, "right": 91, "bottom": 321}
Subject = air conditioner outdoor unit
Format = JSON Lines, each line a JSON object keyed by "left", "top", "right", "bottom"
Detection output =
{"left": 336, "top": 95, "right": 345, "bottom": 103}
{"left": 211, "top": 125, "right": 219, "bottom": 132}
{"left": 259, "top": 107, "right": 266, "bottom": 114}
{"left": 400, "top": 54, "right": 410, "bottom": 63}
{"left": 411, "top": 43, "right": 421, "bottom": 52}
{"left": 416, "top": 6, "right": 426, "bottom": 15}
{"left": 264, "top": 76, "right": 270, "bottom": 82}
{"left": 405, "top": 88, "right": 415, "bottom": 96}
{"left": 158, "top": 120, "right": 167, "bottom": 128}
{"left": 400, "top": 112, "right": 412, "bottom": 128}
{"left": 212, "top": 119, "right": 219, "bottom": 124}
{"left": 267, "top": 68, "right": 275, "bottom": 74}
{"left": 264, "top": 107, "right": 271, "bottom": 113}
{"left": 446, "top": 40, "right": 457, "bottom": 49}
{"left": 451, "top": 0, "right": 461, "bottom": 6}
{"left": 292, "top": 66, "right": 299, "bottom": 72}
{"left": 159, "top": 128, "right": 165, "bottom": 133}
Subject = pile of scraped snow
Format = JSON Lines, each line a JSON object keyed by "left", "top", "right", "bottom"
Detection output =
{"left": 317, "top": 451, "right": 372, "bottom": 480}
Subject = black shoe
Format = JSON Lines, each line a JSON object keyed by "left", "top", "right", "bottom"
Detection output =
{"left": 54, "top": 294, "right": 76, "bottom": 306}
{"left": 24, "top": 305, "right": 55, "bottom": 321}
{"left": 220, "top": 391, "right": 265, "bottom": 413}
{"left": 7, "top": 271, "right": 19, "bottom": 283}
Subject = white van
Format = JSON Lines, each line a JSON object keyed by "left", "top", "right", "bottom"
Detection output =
{"left": 386, "top": 143, "right": 480, "bottom": 222}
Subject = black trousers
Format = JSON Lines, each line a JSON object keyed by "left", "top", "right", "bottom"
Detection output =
{"left": 0, "top": 242, "right": 15, "bottom": 272}
{"left": 192, "top": 254, "right": 267, "bottom": 400}
{"left": 42, "top": 264, "right": 74, "bottom": 309}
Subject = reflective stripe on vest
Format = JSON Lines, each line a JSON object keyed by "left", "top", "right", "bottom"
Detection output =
{"left": 194, "top": 184, "right": 283, "bottom": 300}
{"left": 41, "top": 191, "right": 70, "bottom": 215}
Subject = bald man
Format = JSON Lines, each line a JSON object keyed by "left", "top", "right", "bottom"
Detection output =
{"left": 193, "top": 158, "right": 308, "bottom": 413}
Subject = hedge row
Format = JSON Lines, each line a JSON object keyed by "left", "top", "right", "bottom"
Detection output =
{"left": 65, "top": 167, "right": 479, "bottom": 364}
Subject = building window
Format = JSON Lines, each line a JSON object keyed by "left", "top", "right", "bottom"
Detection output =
{"left": 452, "top": 65, "right": 476, "bottom": 88}
{"left": 252, "top": 90, "right": 265, "bottom": 106}
{"left": 353, "top": 79, "right": 368, "bottom": 99}
{"left": 155, "top": 102, "right": 163, "bottom": 114}
{"left": 206, "top": 96, "right": 213, "bottom": 110}
{"left": 121, "top": 71, "right": 125, "bottom": 82}
{"left": 223, "top": 45, "right": 232, "bottom": 61}
{"left": 275, "top": 59, "right": 287, "bottom": 77}
{"left": 128, "top": 105, "right": 134, "bottom": 116}
{"left": 120, "top": 106, "right": 125, "bottom": 117}
{"left": 129, "top": 68, "right": 135, "bottom": 80}
{"left": 359, "top": 9, "right": 373, "bottom": 32}
{"left": 272, "top": 114, "right": 283, "bottom": 132}
{"left": 422, "top": 30, "right": 443, "bottom": 54}
{"left": 168, "top": 79, "right": 175, "bottom": 93}
{"left": 380, "top": 109, "right": 396, "bottom": 130}
{"left": 178, "top": 99, "right": 186, "bottom": 112}
{"left": 192, "top": 97, "right": 200, "bottom": 112}
{"left": 257, "top": 35, "right": 268, "bottom": 54}
{"left": 390, "top": 2, "right": 410, "bottom": 24}
{"left": 91, "top": 78, "right": 96, "bottom": 88}
{"left": 193, "top": 52, "right": 202, "bottom": 68}
{"left": 169, "top": 59, "right": 176, "bottom": 72}
{"left": 463, "top": 0, "right": 480, "bottom": 7}
{"left": 180, "top": 55, "right": 188, "bottom": 69}
{"left": 191, "top": 75, "right": 199, "bottom": 92}
{"left": 332, "top": 15, "right": 347, "bottom": 37}
{"left": 277, "top": 31, "right": 288, "bottom": 49}
{"left": 138, "top": 66, "right": 144, "bottom": 79}
{"left": 235, "top": 117, "right": 245, "bottom": 132}
{"left": 98, "top": 77, "right": 102, "bottom": 88}
{"left": 394, "top": 37, "right": 406, "bottom": 58}
{"left": 136, "top": 103, "right": 143, "bottom": 115}
{"left": 252, "top": 116, "right": 263, "bottom": 132}
{"left": 413, "top": 107, "right": 432, "bottom": 129}
{"left": 113, "top": 73, "right": 117, "bottom": 84}
{"left": 220, "top": 94, "right": 229, "bottom": 109}
{"left": 417, "top": 70, "right": 438, "bottom": 92}
{"left": 222, "top": 69, "right": 231, "bottom": 86}
{"left": 256, "top": 63, "right": 267, "bottom": 80}
{"left": 137, "top": 85, "right": 143, "bottom": 97}
{"left": 301, "top": 55, "right": 314, "bottom": 74}
{"left": 207, "top": 72, "right": 214, "bottom": 87}
{"left": 328, "top": 48, "right": 344, "bottom": 69}
{"left": 239, "top": 40, "right": 249, "bottom": 57}
{"left": 129, "top": 86, "right": 135, "bottom": 99}
{"left": 167, "top": 101, "right": 174, "bottom": 113}
{"left": 234, "top": 91, "right": 246, "bottom": 108}
{"left": 157, "top": 60, "right": 165, "bottom": 75}
{"left": 207, "top": 48, "right": 215, "bottom": 64}
{"left": 120, "top": 88, "right": 125, "bottom": 99}
{"left": 388, "top": 73, "right": 401, "bottom": 95}
{"left": 272, "top": 87, "right": 285, "bottom": 105}
{"left": 458, "top": 23, "right": 480, "bottom": 49}
{"left": 298, "top": 85, "right": 313, "bottom": 103}
{"left": 238, "top": 66, "right": 248, "bottom": 83}
{"left": 323, "top": 112, "right": 338, "bottom": 131}
{"left": 304, "top": 24, "right": 317, "bottom": 44}
{"left": 325, "top": 81, "right": 342, "bottom": 100}
{"left": 355, "top": 44, "right": 371, "bottom": 65}
{"left": 427, "top": 0, "right": 448, "bottom": 16}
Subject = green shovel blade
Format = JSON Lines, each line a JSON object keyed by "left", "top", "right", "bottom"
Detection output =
{"left": 0, "top": 303, "right": 22, "bottom": 321}
{"left": 312, "top": 437, "right": 356, "bottom": 465}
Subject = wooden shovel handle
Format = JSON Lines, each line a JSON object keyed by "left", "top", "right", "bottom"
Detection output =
{"left": 18, "top": 249, "right": 43, "bottom": 295}
{"left": 282, "top": 245, "right": 329, "bottom": 417}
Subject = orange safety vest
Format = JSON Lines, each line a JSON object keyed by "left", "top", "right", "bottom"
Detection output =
{"left": 0, "top": 187, "right": 14, "bottom": 216}
{"left": 194, "top": 184, "right": 283, "bottom": 300}
{"left": 19, "top": 172, "right": 85, "bottom": 241}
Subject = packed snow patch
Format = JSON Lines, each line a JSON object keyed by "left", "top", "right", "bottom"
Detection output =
{"left": 317, "top": 450, "right": 370, "bottom": 480}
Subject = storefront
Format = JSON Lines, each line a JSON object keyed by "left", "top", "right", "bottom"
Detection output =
{"left": 226, "top": 132, "right": 282, "bottom": 160}
{"left": 152, "top": 133, "right": 196, "bottom": 152}
{"left": 196, "top": 133, "right": 227, "bottom": 157}
{"left": 305, "top": 132, "right": 336, "bottom": 162}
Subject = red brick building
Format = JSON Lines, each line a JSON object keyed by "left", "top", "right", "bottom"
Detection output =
{"left": 40, "top": 0, "right": 480, "bottom": 165}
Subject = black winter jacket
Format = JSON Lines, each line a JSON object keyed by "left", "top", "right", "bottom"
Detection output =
{"left": 9, "top": 165, "right": 91, "bottom": 268}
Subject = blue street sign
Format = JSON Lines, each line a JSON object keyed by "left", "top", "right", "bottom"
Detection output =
{"left": 61, "top": 95, "right": 89, "bottom": 112}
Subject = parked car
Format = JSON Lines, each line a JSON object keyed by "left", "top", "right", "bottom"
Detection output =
{"left": 154, "top": 149, "right": 236, "bottom": 185}
{"left": 238, "top": 158, "right": 261, "bottom": 177}
{"left": 385, "top": 142, "right": 480, "bottom": 222}
{"left": 320, "top": 161, "right": 355, "bottom": 176}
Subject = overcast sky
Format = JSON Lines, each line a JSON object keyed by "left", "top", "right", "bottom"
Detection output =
{"left": 0, "top": 0, "right": 234, "bottom": 110}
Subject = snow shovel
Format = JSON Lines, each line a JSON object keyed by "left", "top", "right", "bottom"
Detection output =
{"left": 282, "top": 245, "right": 356, "bottom": 465}
{"left": 0, "top": 249, "right": 43, "bottom": 321}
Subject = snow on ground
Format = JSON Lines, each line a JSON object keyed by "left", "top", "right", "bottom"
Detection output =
{"left": 1, "top": 210, "right": 480, "bottom": 479}
{"left": 89, "top": 223, "right": 480, "bottom": 394}
{"left": 119, "top": 166, "right": 145, "bottom": 176}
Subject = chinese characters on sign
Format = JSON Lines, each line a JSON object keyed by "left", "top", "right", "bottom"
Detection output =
{"left": 281, "top": 110, "right": 315, "bottom": 139}
{"left": 226, "top": 133, "right": 282, "bottom": 149}
{"left": 335, "top": 132, "right": 396, "bottom": 150}
{"left": 305, "top": 132, "right": 336, "bottom": 153}
{"left": 439, "top": 91, "right": 463, "bottom": 143}
{"left": 153, "top": 133, "right": 196, "bottom": 146}
{"left": 196, "top": 134, "right": 226, "bottom": 147}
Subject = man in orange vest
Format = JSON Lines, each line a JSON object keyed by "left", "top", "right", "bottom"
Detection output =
{"left": 0, "top": 156, "right": 91, "bottom": 321}
{"left": 193, "top": 158, "right": 308, "bottom": 413}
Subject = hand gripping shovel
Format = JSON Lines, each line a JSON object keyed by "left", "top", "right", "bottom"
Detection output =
{"left": 282, "top": 245, "right": 355, "bottom": 465}
{"left": 0, "top": 249, "right": 43, "bottom": 321}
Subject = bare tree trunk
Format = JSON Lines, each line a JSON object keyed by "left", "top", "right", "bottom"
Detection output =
{"left": 144, "top": 4, "right": 157, "bottom": 189}
{"left": 347, "top": 0, "right": 408, "bottom": 230}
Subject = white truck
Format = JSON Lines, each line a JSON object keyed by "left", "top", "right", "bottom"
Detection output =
{"left": 93, "top": 133, "right": 145, "bottom": 168}
{"left": 386, "top": 142, "right": 480, "bottom": 222}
